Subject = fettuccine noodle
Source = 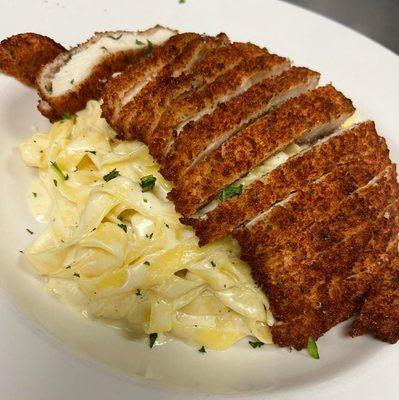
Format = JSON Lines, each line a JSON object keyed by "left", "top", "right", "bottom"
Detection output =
{"left": 19, "top": 100, "right": 274, "bottom": 350}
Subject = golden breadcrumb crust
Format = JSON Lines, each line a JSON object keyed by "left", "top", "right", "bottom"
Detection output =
{"left": 191, "top": 121, "right": 388, "bottom": 245}
{"left": 101, "top": 32, "right": 199, "bottom": 128}
{"left": 235, "top": 165, "right": 398, "bottom": 349}
{"left": 170, "top": 84, "right": 354, "bottom": 217}
{"left": 0, "top": 32, "right": 65, "bottom": 86}
{"left": 162, "top": 66, "right": 318, "bottom": 182}
{"left": 37, "top": 27, "right": 177, "bottom": 117}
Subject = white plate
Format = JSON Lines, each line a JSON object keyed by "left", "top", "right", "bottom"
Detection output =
{"left": 1, "top": 0, "right": 399, "bottom": 398}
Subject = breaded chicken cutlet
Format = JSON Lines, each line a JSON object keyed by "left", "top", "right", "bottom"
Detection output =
{"left": 2, "top": 27, "right": 399, "bottom": 351}
{"left": 98, "top": 30, "right": 399, "bottom": 350}
{"left": 0, "top": 33, "right": 65, "bottom": 87}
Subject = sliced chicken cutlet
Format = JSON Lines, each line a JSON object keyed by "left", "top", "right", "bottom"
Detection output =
{"left": 36, "top": 26, "right": 177, "bottom": 118}
{"left": 116, "top": 33, "right": 231, "bottom": 141}
{"left": 0, "top": 33, "right": 65, "bottom": 86}
{"left": 350, "top": 255, "right": 399, "bottom": 344}
{"left": 149, "top": 45, "right": 291, "bottom": 160}
{"left": 169, "top": 84, "right": 354, "bottom": 217}
{"left": 119, "top": 37, "right": 248, "bottom": 144}
{"left": 101, "top": 32, "right": 200, "bottom": 128}
{"left": 191, "top": 121, "right": 388, "bottom": 245}
{"left": 234, "top": 164, "right": 399, "bottom": 349}
{"left": 162, "top": 66, "right": 319, "bottom": 183}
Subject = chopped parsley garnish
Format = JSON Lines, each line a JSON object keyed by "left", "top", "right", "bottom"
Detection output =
{"left": 50, "top": 161, "right": 69, "bottom": 180}
{"left": 198, "top": 346, "right": 206, "bottom": 353}
{"left": 118, "top": 223, "right": 127, "bottom": 232}
{"left": 108, "top": 33, "right": 122, "bottom": 40}
{"left": 218, "top": 183, "right": 243, "bottom": 202}
{"left": 136, "top": 288, "right": 142, "bottom": 296}
{"left": 103, "top": 168, "right": 120, "bottom": 182}
{"left": 307, "top": 337, "right": 320, "bottom": 359}
{"left": 146, "top": 39, "right": 153, "bottom": 55}
{"left": 143, "top": 261, "right": 150, "bottom": 266}
{"left": 26, "top": 228, "right": 34, "bottom": 235}
{"left": 165, "top": 223, "right": 170, "bottom": 229}
{"left": 145, "top": 233, "right": 153, "bottom": 239}
{"left": 249, "top": 340, "right": 264, "bottom": 349}
{"left": 140, "top": 175, "right": 156, "bottom": 192}
{"left": 32, "top": 192, "right": 37, "bottom": 198}
{"left": 62, "top": 112, "right": 74, "bottom": 120}
{"left": 65, "top": 265, "right": 71, "bottom": 269}
{"left": 135, "top": 39, "right": 145, "bottom": 45}
{"left": 70, "top": 79, "right": 74, "bottom": 85}
{"left": 210, "top": 260, "right": 216, "bottom": 267}
{"left": 53, "top": 179, "right": 58, "bottom": 187}
{"left": 101, "top": 46, "right": 108, "bottom": 52}
{"left": 85, "top": 150, "right": 97, "bottom": 155}
{"left": 179, "top": 0, "right": 186, "bottom": 3}
{"left": 45, "top": 84, "right": 52, "bottom": 93}
{"left": 19, "top": 250, "right": 24, "bottom": 254}
{"left": 73, "top": 272, "right": 80, "bottom": 278}
{"left": 149, "top": 333, "right": 158, "bottom": 348}
{"left": 143, "top": 198, "right": 148, "bottom": 203}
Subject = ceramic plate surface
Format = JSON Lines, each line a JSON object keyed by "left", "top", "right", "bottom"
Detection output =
{"left": 1, "top": 0, "right": 399, "bottom": 399}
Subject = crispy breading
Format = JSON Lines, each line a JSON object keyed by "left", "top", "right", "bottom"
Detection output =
{"left": 190, "top": 121, "right": 387, "bottom": 246}
{"left": 350, "top": 255, "right": 399, "bottom": 344}
{"left": 234, "top": 165, "right": 399, "bottom": 349}
{"left": 169, "top": 84, "right": 354, "bottom": 217}
{"left": 37, "top": 99, "right": 61, "bottom": 122}
{"left": 116, "top": 33, "right": 229, "bottom": 140}
{"left": 101, "top": 32, "right": 199, "bottom": 128}
{"left": 152, "top": 50, "right": 290, "bottom": 161}
{"left": 119, "top": 36, "right": 242, "bottom": 143}
{"left": 37, "top": 26, "right": 177, "bottom": 117}
{"left": 162, "top": 66, "right": 319, "bottom": 183}
{"left": 0, "top": 33, "right": 65, "bottom": 86}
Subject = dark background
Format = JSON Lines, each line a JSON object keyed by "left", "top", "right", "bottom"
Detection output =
{"left": 284, "top": 0, "right": 399, "bottom": 54}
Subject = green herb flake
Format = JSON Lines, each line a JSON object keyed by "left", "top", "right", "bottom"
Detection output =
{"left": 140, "top": 175, "right": 156, "bottom": 192}
{"left": 45, "top": 84, "right": 52, "bottom": 93}
{"left": 218, "top": 184, "right": 243, "bottom": 202}
{"left": 145, "top": 233, "right": 153, "bottom": 239}
{"left": 62, "top": 112, "right": 74, "bottom": 120}
{"left": 149, "top": 332, "right": 158, "bottom": 348}
{"left": 135, "top": 39, "right": 145, "bottom": 45}
{"left": 143, "top": 198, "right": 148, "bottom": 203}
{"left": 118, "top": 223, "right": 127, "bottom": 233}
{"left": 210, "top": 260, "right": 216, "bottom": 267}
{"left": 85, "top": 150, "right": 97, "bottom": 155}
{"left": 307, "top": 337, "right": 320, "bottom": 359}
{"left": 53, "top": 179, "right": 58, "bottom": 187}
{"left": 165, "top": 223, "right": 170, "bottom": 229}
{"left": 101, "top": 46, "right": 108, "bottom": 52}
{"left": 179, "top": 0, "right": 186, "bottom": 3}
{"left": 50, "top": 161, "right": 69, "bottom": 181}
{"left": 146, "top": 39, "right": 153, "bottom": 55}
{"left": 19, "top": 250, "right": 24, "bottom": 254}
{"left": 103, "top": 168, "right": 120, "bottom": 182}
{"left": 144, "top": 261, "right": 150, "bottom": 266}
{"left": 108, "top": 33, "right": 122, "bottom": 40}
{"left": 26, "top": 228, "right": 34, "bottom": 235}
{"left": 65, "top": 265, "right": 71, "bottom": 269}
{"left": 73, "top": 272, "right": 80, "bottom": 278}
{"left": 32, "top": 192, "right": 37, "bottom": 198}
{"left": 249, "top": 340, "right": 264, "bottom": 349}
{"left": 198, "top": 346, "right": 206, "bottom": 353}
{"left": 70, "top": 79, "right": 74, "bottom": 85}
{"left": 136, "top": 288, "right": 142, "bottom": 296}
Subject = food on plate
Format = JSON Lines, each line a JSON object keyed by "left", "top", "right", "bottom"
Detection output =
{"left": 19, "top": 100, "right": 273, "bottom": 350}
{"left": 0, "top": 33, "right": 65, "bottom": 86}
{"left": 161, "top": 66, "right": 319, "bottom": 182}
{"left": 2, "top": 25, "right": 399, "bottom": 353}
{"left": 168, "top": 84, "right": 354, "bottom": 216}
{"left": 36, "top": 26, "right": 177, "bottom": 118}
